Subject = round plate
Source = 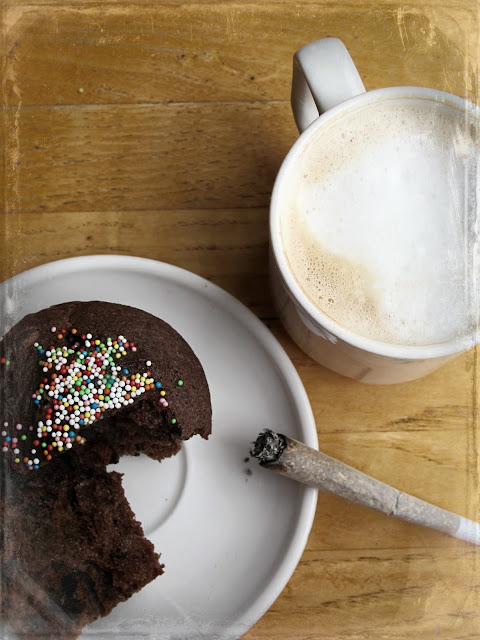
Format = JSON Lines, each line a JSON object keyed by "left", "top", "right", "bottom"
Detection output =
{"left": 0, "top": 255, "right": 318, "bottom": 640}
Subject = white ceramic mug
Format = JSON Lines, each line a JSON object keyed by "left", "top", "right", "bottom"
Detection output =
{"left": 270, "top": 38, "right": 479, "bottom": 384}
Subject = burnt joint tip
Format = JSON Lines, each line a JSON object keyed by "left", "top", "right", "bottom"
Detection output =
{"left": 250, "top": 429, "right": 287, "bottom": 465}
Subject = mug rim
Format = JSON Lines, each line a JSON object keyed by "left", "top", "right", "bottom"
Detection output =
{"left": 270, "top": 86, "right": 480, "bottom": 360}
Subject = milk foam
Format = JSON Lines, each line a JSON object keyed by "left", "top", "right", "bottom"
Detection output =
{"left": 281, "top": 100, "right": 479, "bottom": 346}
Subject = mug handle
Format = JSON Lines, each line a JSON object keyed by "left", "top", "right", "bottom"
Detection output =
{"left": 291, "top": 38, "right": 366, "bottom": 133}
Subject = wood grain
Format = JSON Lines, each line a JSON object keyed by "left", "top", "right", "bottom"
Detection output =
{"left": 3, "top": 0, "right": 479, "bottom": 6}
{"left": 248, "top": 546, "right": 480, "bottom": 639}
{"left": 1, "top": 1, "right": 479, "bottom": 639}
{"left": 1, "top": 102, "right": 294, "bottom": 213}
{"left": 2, "top": 4, "right": 477, "bottom": 107}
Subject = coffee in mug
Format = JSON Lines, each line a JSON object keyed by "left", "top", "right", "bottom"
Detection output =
{"left": 280, "top": 98, "right": 478, "bottom": 347}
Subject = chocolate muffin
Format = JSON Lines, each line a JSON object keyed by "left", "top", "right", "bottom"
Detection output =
{"left": 0, "top": 301, "right": 212, "bottom": 638}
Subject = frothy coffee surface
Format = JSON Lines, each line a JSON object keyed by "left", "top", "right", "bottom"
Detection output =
{"left": 281, "top": 99, "right": 479, "bottom": 346}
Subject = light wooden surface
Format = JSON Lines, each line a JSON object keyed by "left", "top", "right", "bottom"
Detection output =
{"left": 1, "top": 2, "right": 479, "bottom": 639}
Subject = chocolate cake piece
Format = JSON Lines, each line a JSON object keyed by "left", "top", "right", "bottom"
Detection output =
{"left": 0, "top": 301, "right": 212, "bottom": 638}
{"left": 0, "top": 455, "right": 163, "bottom": 639}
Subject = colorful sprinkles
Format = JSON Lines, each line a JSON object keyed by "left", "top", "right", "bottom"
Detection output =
{"left": 1, "top": 326, "right": 184, "bottom": 471}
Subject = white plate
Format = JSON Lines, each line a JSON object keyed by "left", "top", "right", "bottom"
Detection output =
{"left": 0, "top": 255, "right": 318, "bottom": 640}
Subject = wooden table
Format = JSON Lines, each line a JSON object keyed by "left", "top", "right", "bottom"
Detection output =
{"left": 1, "top": 1, "right": 479, "bottom": 638}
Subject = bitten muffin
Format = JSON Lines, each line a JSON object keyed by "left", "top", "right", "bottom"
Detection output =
{"left": 0, "top": 301, "right": 212, "bottom": 639}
